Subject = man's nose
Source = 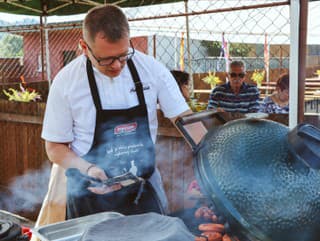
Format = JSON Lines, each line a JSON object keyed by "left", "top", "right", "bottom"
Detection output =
{"left": 110, "top": 59, "right": 122, "bottom": 69}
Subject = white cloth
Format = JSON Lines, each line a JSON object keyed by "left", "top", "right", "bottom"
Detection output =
{"left": 41, "top": 51, "right": 189, "bottom": 211}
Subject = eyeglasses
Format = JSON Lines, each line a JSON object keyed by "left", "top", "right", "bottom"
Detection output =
{"left": 229, "top": 72, "right": 246, "bottom": 78}
{"left": 86, "top": 40, "right": 135, "bottom": 66}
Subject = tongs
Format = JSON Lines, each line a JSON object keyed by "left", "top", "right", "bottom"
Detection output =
{"left": 66, "top": 168, "right": 142, "bottom": 187}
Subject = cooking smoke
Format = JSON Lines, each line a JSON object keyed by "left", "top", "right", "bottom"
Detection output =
{"left": 0, "top": 161, "right": 51, "bottom": 217}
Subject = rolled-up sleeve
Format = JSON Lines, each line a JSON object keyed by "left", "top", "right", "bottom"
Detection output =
{"left": 41, "top": 74, "right": 74, "bottom": 143}
{"left": 156, "top": 64, "right": 189, "bottom": 118}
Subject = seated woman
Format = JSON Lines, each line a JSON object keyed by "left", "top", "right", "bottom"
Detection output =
{"left": 260, "top": 74, "right": 289, "bottom": 113}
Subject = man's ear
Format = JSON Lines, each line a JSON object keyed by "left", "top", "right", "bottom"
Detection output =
{"left": 79, "top": 39, "right": 88, "bottom": 56}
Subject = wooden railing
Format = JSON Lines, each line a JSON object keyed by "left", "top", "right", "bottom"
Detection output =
{"left": 260, "top": 78, "right": 320, "bottom": 100}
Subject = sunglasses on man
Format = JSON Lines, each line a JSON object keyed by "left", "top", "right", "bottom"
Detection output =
{"left": 229, "top": 72, "right": 246, "bottom": 78}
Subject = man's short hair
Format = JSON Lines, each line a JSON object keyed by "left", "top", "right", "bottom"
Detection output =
{"left": 83, "top": 4, "right": 129, "bottom": 44}
{"left": 229, "top": 60, "right": 246, "bottom": 71}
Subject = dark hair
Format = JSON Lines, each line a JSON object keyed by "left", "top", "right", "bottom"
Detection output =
{"left": 229, "top": 60, "right": 246, "bottom": 71}
{"left": 276, "top": 74, "right": 289, "bottom": 91}
{"left": 170, "top": 70, "right": 189, "bottom": 86}
{"left": 83, "top": 5, "right": 129, "bottom": 43}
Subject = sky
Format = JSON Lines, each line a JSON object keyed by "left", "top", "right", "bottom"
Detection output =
{"left": 0, "top": 12, "right": 85, "bottom": 24}
{"left": 0, "top": 12, "right": 38, "bottom": 23}
{"left": 0, "top": 1, "right": 318, "bottom": 44}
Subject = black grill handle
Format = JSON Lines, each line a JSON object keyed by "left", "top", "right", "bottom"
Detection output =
{"left": 298, "top": 124, "right": 320, "bottom": 141}
{"left": 176, "top": 110, "right": 227, "bottom": 125}
{"left": 288, "top": 123, "right": 320, "bottom": 169}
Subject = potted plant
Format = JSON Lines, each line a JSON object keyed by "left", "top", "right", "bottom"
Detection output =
{"left": 3, "top": 83, "right": 41, "bottom": 102}
{"left": 0, "top": 76, "right": 44, "bottom": 118}
{"left": 251, "top": 70, "right": 265, "bottom": 87}
{"left": 314, "top": 69, "right": 320, "bottom": 78}
{"left": 202, "top": 71, "right": 222, "bottom": 89}
{"left": 188, "top": 93, "right": 207, "bottom": 112}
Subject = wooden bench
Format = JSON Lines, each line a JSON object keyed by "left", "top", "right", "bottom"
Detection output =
{"left": 259, "top": 82, "right": 276, "bottom": 97}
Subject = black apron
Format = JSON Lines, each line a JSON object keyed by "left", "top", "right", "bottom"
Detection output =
{"left": 66, "top": 59, "right": 164, "bottom": 219}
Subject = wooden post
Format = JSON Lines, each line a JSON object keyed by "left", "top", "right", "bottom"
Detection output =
{"left": 39, "top": 16, "right": 45, "bottom": 82}
{"left": 298, "top": 0, "right": 308, "bottom": 123}
{"left": 153, "top": 35, "right": 156, "bottom": 58}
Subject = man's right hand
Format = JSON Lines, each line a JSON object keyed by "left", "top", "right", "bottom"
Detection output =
{"left": 86, "top": 165, "right": 122, "bottom": 194}
{"left": 216, "top": 107, "right": 225, "bottom": 112}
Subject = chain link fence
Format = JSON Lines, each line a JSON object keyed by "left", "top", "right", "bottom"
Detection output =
{"left": 0, "top": 0, "right": 319, "bottom": 88}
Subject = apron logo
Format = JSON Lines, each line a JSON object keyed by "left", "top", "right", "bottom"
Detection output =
{"left": 130, "top": 85, "right": 150, "bottom": 92}
{"left": 114, "top": 122, "right": 138, "bottom": 135}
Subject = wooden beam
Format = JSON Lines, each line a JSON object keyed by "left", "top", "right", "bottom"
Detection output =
{"left": 298, "top": 0, "right": 308, "bottom": 123}
{"left": 0, "top": 113, "right": 43, "bottom": 124}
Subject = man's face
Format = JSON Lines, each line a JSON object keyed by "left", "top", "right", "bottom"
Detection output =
{"left": 228, "top": 65, "right": 246, "bottom": 90}
{"left": 80, "top": 34, "right": 132, "bottom": 78}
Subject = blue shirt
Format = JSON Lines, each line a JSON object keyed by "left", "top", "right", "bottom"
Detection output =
{"left": 207, "top": 82, "right": 260, "bottom": 113}
{"left": 259, "top": 96, "right": 289, "bottom": 113}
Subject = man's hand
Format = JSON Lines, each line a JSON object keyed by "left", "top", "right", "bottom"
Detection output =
{"left": 216, "top": 107, "right": 225, "bottom": 112}
{"left": 87, "top": 183, "right": 122, "bottom": 195}
{"left": 86, "top": 165, "right": 122, "bottom": 194}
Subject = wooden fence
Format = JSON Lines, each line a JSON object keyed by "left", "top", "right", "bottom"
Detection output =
{"left": 0, "top": 100, "right": 48, "bottom": 220}
{"left": 0, "top": 100, "right": 47, "bottom": 185}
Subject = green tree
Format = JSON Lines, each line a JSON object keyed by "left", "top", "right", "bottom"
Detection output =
{"left": 0, "top": 34, "right": 23, "bottom": 57}
{"left": 201, "top": 40, "right": 253, "bottom": 57}
{"left": 229, "top": 43, "right": 253, "bottom": 57}
{"left": 201, "top": 40, "right": 221, "bottom": 56}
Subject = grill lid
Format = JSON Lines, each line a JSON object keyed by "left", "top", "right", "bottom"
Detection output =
{"left": 176, "top": 112, "right": 320, "bottom": 241}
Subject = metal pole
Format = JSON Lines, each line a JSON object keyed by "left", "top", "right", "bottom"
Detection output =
{"left": 174, "top": 33, "right": 178, "bottom": 69}
{"left": 289, "top": 0, "right": 308, "bottom": 128}
{"left": 184, "top": 0, "right": 194, "bottom": 94}
{"left": 289, "top": 0, "right": 300, "bottom": 128}
{"left": 153, "top": 35, "right": 156, "bottom": 58}
{"left": 44, "top": 16, "right": 51, "bottom": 85}
{"left": 280, "top": 46, "right": 283, "bottom": 73}
{"left": 39, "top": 16, "right": 45, "bottom": 82}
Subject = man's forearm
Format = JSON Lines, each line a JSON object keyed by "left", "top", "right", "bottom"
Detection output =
{"left": 45, "top": 141, "right": 92, "bottom": 174}
{"left": 169, "top": 109, "right": 193, "bottom": 123}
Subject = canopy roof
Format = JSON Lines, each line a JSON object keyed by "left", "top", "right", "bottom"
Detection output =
{"left": 128, "top": 1, "right": 319, "bottom": 45}
{"left": 0, "top": 0, "right": 182, "bottom": 16}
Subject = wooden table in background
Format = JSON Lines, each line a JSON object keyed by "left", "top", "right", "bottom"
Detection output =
{"left": 306, "top": 77, "right": 320, "bottom": 82}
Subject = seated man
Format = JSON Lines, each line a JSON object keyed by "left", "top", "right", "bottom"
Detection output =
{"left": 207, "top": 60, "right": 260, "bottom": 113}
